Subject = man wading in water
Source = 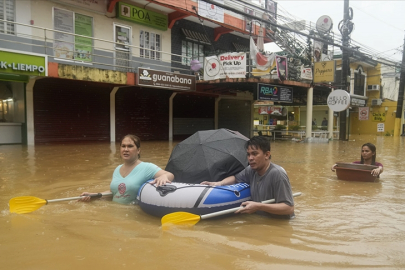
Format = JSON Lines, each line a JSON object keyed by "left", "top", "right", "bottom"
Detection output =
{"left": 202, "top": 136, "right": 295, "bottom": 219}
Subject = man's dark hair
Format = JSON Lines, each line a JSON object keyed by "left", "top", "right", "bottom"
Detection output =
{"left": 245, "top": 136, "right": 271, "bottom": 153}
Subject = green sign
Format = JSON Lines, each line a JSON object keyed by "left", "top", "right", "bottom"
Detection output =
{"left": 117, "top": 2, "right": 167, "bottom": 31}
{"left": 74, "top": 14, "right": 93, "bottom": 62}
{"left": 0, "top": 50, "right": 47, "bottom": 76}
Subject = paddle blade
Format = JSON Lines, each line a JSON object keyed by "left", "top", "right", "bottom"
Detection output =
{"left": 9, "top": 196, "right": 47, "bottom": 214}
{"left": 161, "top": 212, "right": 201, "bottom": 228}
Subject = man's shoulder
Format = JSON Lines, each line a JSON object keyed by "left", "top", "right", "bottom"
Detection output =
{"left": 269, "top": 163, "right": 286, "bottom": 173}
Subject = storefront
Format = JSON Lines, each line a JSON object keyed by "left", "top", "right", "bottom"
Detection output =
{"left": 0, "top": 49, "right": 47, "bottom": 144}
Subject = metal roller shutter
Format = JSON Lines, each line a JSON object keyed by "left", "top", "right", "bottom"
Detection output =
{"left": 218, "top": 99, "right": 251, "bottom": 138}
{"left": 33, "top": 78, "right": 111, "bottom": 143}
{"left": 115, "top": 87, "right": 172, "bottom": 141}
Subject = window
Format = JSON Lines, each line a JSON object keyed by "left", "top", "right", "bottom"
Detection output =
{"left": 181, "top": 41, "right": 204, "bottom": 67}
{"left": 53, "top": 7, "right": 93, "bottom": 62}
{"left": 0, "top": 0, "right": 15, "bottom": 34}
{"left": 353, "top": 67, "right": 366, "bottom": 96}
{"left": 140, "top": 30, "right": 161, "bottom": 60}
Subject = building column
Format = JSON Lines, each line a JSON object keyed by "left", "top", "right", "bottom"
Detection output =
{"left": 26, "top": 78, "right": 38, "bottom": 145}
{"left": 328, "top": 88, "right": 334, "bottom": 139}
{"left": 110, "top": 87, "right": 119, "bottom": 142}
{"left": 306, "top": 87, "right": 314, "bottom": 138}
{"left": 169, "top": 93, "right": 177, "bottom": 141}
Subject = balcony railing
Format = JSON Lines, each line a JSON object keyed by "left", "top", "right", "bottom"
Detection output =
{"left": 0, "top": 19, "right": 284, "bottom": 80}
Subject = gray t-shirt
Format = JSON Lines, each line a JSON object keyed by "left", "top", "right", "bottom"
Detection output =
{"left": 235, "top": 162, "right": 294, "bottom": 219}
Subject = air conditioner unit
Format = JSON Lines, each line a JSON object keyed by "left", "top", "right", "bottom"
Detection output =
{"left": 367, "top": 84, "right": 380, "bottom": 91}
{"left": 371, "top": 99, "right": 382, "bottom": 106}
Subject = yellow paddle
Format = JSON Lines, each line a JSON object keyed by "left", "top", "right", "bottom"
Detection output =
{"left": 161, "top": 192, "right": 302, "bottom": 227}
{"left": 9, "top": 192, "right": 112, "bottom": 214}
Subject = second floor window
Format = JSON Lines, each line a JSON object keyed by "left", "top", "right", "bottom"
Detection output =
{"left": 140, "top": 30, "right": 161, "bottom": 60}
{"left": 53, "top": 7, "right": 93, "bottom": 62}
{"left": 182, "top": 41, "right": 204, "bottom": 67}
{"left": 353, "top": 68, "right": 366, "bottom": 96}
{"left": 0, "top": 0, "right": 15, "bottom": 35}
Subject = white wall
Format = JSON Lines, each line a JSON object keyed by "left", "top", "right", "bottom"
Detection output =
{"left": 29, "top": 0, "right": 171, "bottom": 62}
{"left": 299, "top": 105, "right": 330, "bottom": 127}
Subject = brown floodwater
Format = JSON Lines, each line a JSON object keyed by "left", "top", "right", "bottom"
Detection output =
{"left": 1, "top": 135, "right": 404, "bottom": 269}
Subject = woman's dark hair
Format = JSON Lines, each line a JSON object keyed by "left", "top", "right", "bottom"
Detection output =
{"left": 360, "top": 142, "right": 376, "bottom": 165}
{"left": 245, "top": 136, "right": 271, "bottom": 154}
{"left": 121, "top": 134, "right": 141, "bottom": 158}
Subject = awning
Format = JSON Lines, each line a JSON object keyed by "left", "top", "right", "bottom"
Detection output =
{"left": 233, "top": 42, "right": 249, "bottom": 52}
{"left": 182, "top": 28, "right": 211, "bottom": 45}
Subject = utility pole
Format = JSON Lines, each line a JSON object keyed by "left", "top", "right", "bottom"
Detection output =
{"left": 339, "top": 0, "right": 350, "bottom": 141}
{"left": 394, "top": 33, "right": 405, "bottom": 136}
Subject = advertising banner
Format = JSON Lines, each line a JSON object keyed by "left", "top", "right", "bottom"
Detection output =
{"left": 258, "top": 106, "right": 283, "bottom": 115}
{"left": 314, "top": 60, "right": 335, "bottom": 83}
{"left": 358, "top": 107, "right": 369, "bottom": 121}
{"left": 74, "top": 14, "right": 93, "bottom": 62}
{"left": 137, "top": 68, "right": 196, "bottom": 91}
{"left": 275, "top": 56, "right": 288, "bottom": 81}
{"left": 203, "top": 52, "right": 246, "bottom": 80}
{"left": 117, "top": 2, "right": 167, "bottom": 31}
{"left": 198, "top": 0, "right": 224, "bottom": 23}
{"left": 53, "top": 8, "right": 74, "bottom": 60}
{"left": 300, "top": 66, "right": 312, "bottom": 80}
{"left": 257, "top": 83, "right": 293, "bottom": 103}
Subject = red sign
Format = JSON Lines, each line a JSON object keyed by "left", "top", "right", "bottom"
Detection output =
{"left": 358, "top": 107, "right": 369, "bottom": 121}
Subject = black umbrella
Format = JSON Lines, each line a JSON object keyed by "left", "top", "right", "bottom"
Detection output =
{"left": 165, "top": 129, "right": 249, "bottom": 184}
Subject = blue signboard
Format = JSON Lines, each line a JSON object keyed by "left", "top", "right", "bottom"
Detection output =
{"left": 257, "top": 83, "right": 293, "bottom": 103}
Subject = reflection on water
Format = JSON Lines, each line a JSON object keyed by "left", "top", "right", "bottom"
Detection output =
{"left": 1, "top": 135, "right": 405, "bottom": 269}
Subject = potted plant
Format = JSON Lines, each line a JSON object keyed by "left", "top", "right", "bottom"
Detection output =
{"left": 289, "top": 124, "right": 300, "bottom": 131}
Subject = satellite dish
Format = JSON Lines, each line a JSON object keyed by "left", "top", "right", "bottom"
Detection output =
{"left": 316, "top": 15, "right": 333, "bottom": 33}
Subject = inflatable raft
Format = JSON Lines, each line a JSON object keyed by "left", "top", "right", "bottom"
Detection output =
{"left": 137, "top": 181, "right": 251, "bottom": 217}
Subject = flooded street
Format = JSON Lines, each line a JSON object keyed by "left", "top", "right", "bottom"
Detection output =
{"left": 1, "top": 135, "right": 405, "bottom": 269}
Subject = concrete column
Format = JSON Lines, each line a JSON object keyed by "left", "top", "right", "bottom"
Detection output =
{"left": 110, "top": 87, "right": 119, "bottom": 142}
{"left": 26, "top": 78, "right": 37, "bottom": 145}
{"left": 169, "top": 93, "right": 177, "bottom": 141}
{"left": 306, "top": 87, "right": 313, "bottom": 138}
{"left": 215, "top": 97, "right": 221, "bottom": 129}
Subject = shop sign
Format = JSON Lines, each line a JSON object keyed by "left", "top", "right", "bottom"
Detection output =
{"left": 137, "top": 68, "right": 196, "bottom": 91}
{"left": 0, "top": 50, "right": 47, "bottom": 76}
{"left": 203, "top": 53, "right": 246, "bottom": 80}
{"left": 257, "top": 83, "right": 293, "bottom": 103}
{"left": 117, "top": 2, "right": 168, "bottom": 31}
{"left": 358, "top": 107, "right": 369, "bottom": 121}
{"left": 314, "top": 60, "right": 335, "bottom": 83}
{"left": 372, "top": 112, "right": 386, "bottom": 122}
{"left": 327, "top": 89, "right": 350, "bottom": 112}
{"left": 351, "top": 97, "right": 366, "bottom": 107}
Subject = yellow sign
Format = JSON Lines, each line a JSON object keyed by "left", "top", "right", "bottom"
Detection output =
{"left": 372, "top": 112, "right": 386, "bottom": 122}
{"left": 314, "top": 60, "right": 335, "bottom": 83}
